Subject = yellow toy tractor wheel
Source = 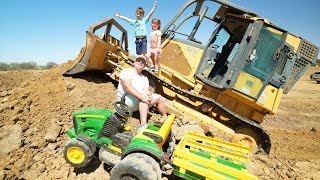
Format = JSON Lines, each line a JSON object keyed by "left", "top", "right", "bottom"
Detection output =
{"left": 63, "top": 138, "right": 95, "bottom": 168}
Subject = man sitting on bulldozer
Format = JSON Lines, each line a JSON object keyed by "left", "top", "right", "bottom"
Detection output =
{"left": 116, "top": 55, "right": 167, "bottom": 131}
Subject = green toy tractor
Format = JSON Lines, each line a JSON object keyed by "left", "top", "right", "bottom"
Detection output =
{"left": 63, "top": 102, "right": 258, "bottom": 179}
{"left": 63, "top": 101, "right": 175, "bottom": 179}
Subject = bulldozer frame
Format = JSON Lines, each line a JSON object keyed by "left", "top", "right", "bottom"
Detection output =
{"left": 64, "top": 0, "right": 319, "bottom": 154}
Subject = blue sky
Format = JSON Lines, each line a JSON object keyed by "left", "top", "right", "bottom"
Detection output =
{"left": 0, "top": 0, "right": 319, "bottom": 65}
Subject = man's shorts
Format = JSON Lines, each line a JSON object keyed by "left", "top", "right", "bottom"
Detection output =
{"left": 123, "top": 94, "right": 139, "bottom": 112}
{"left": 117, "top": 94, "right": 157, "bottom": 113}
{"left": 135, "top": 37, "right": 147, "bottom": 55}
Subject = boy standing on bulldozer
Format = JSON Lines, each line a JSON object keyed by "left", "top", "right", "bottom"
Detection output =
{"left": 115, "top": 1, "right": 158, "bottom": 60}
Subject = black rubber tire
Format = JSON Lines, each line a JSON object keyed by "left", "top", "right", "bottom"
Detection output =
{"left": 110, "top": 153, "right": 160, "bottom": 180}
{"left": 63, "top": 138, "right": 94, "bottom": 168}
{"left": 125, "top": 153, "right": 162, "bottom": 180}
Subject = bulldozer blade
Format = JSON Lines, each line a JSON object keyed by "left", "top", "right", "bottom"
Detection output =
{"left": 64, "top": 17, "right": 128, "bottom": 75}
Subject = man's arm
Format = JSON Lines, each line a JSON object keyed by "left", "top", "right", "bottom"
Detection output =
{"left": 121, "top": 79, "right": 151, "bottom": 103}
{"left": 115, "top": 13, "right": 131, "bottom": 23}
{"left": 145, "top": 1, "right": 158, "bottom": 20}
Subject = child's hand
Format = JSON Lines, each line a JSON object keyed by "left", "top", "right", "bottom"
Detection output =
{"left": 154, "top": 1, "right": 158, "bottom": 7}
{"left": 115, "top": 12, "right": 120, "bottom": 17}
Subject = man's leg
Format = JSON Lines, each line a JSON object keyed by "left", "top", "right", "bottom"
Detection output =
{"left": 151, "top": 94, "right": 167, "bottom": 116}
{"left": 139, "top": 102, "right": 150, "bottom": 125}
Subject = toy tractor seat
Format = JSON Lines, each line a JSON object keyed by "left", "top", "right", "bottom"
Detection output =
{"left": 139, "top": 114, "right": 175, "bottom": 146}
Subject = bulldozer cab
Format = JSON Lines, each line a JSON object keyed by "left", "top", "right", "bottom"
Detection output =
{"left": 196, "top": 17, "right": 283, "bottom": 100}
{"left": 161, "top": 0, "right": 319, "bottom": 100}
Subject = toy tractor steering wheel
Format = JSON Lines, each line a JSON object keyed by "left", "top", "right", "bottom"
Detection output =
{"left": 114, "top": 101, "right": 132, "bottom": 118}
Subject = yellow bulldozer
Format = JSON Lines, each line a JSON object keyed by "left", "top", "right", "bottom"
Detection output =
{"left": 64, "top": 0, "right": 319, "bottom": 153}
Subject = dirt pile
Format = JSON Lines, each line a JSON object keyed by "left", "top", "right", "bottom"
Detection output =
{"left": 0, "top": 62, "right": 119, "bottom": 179}
{"left": 0, "top": 61, "right": 319, "bottom": 179}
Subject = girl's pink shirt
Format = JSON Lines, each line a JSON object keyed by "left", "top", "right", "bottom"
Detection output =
{"left": 150, "top": 30, "right": 162, "bottom": 49}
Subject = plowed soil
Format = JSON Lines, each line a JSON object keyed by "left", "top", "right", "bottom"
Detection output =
{"left": 0, "top": 60, "right": 319, "bottom": 180}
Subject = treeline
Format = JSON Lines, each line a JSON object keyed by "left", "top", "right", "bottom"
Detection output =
{"left": 0, "top": 61, "right": 57, "bottom": 71}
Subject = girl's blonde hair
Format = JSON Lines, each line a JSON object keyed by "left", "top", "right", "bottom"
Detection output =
{"left": 136, "top": 7, "right": 145, "bottom": 16}
{"left": 152, "top": 18, "right": 161, "bottom": 30}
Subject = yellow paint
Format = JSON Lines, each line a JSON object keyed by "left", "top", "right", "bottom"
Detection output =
{"left": 179, "top": 43, "right": 203, "bottom": 69}
{"left": 270, "top": 88, "right": 283, "bottom": 115}
{"left": 162, "top": 86, "right": 177, "bottom": 98}
{"left": 173, "top": 101, "right": 235, "bottom": 135}
{"left": 67, "top": 147, "right": 85, "bottom": 164}
{"left": 108, "top": 144, "right": 122, "bottom": 153}
{"left": 173, "top": 141, "right": 258, "bottom": 179}
{"left": 161, "top": 39, "right": 203, "bottom": 80}
{"left": 285, "top": 34, "right": 301, "bottom": 53}
{"left": 233, "top": 71, "right": 263, "bottom": 97}
{"left": 157, "top": 114, "right": 175, "bottom": 145}
{"left": 266, "top": 27, "right": 283, "bottom": 37}
{"left": 257, "top": 85, "right": 280, "bottom": 113}
{"left": 125, "top": 126, "right": 131, "bottom": 132}
{"left": 176, "top": 94, "right": 202, "bottom": 107}
{"left": 211, "top": 112, "right": 230, "bottom": 121}
{"left": 178, "top": 132, "right": 249, "bottom": 162}
{"left": 76, "top": 114, "right": 105, "bottom": 119}
{"left": 251, "top": 16, "right": 272, "bottom": 25}
{"left": 134, "top": 114, "right": 175, "bottom": 146}
{"left": 179, "top": 167, "right": 186, "bottom": 174}
{"left": 223, "top": 84, "right": 279, "bottom": 117}
{"left": 173, "top": 134, "right": 258, "bottom": 180}
{"left": 172, "top": 73, "right": 195, "bottom": 88}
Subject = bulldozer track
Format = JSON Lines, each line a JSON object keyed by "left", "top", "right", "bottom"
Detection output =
{"left": 143, "top": 70, "right": 271, "bottom": 154}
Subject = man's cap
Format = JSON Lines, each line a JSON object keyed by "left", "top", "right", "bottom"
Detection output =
{"left": 135, "top": 55, "right": 147, "bottom": 64}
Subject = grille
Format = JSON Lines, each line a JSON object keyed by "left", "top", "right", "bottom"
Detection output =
{"left": 299, "top": 40, "right": 318, "bottom": 63}
{"left": 284, "top": 57, "right": 309, "bottom": 93}
{"left": 99, "top": 118, "right": 113, "bottom": 137}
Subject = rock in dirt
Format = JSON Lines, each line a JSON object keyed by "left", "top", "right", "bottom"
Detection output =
{"left": 66, "top": 82, "right": 76, "bottom": 92}
{"left": 0, "top": 125, "right": 23, "bottom": 156}
{"left": 0, "top": 91, "right": 9, "bottom": 97}
{"left": 44, "top": 123, "right": 62, "bottom": 143}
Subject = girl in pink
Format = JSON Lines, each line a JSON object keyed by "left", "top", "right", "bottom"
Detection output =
{"left": 146, "top": 18, "right": 161, "bottom": 73}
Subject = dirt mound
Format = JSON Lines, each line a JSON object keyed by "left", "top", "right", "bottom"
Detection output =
{"left": 0, "top": 61, "right": 119, "bottom": 179}
{"left": 0, "top": 59, "right": 319, "bottom": 179}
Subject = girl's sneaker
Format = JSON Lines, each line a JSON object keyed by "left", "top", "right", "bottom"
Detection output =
{"left": 150, "top": 65, "right": 155, "bottom": 71}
